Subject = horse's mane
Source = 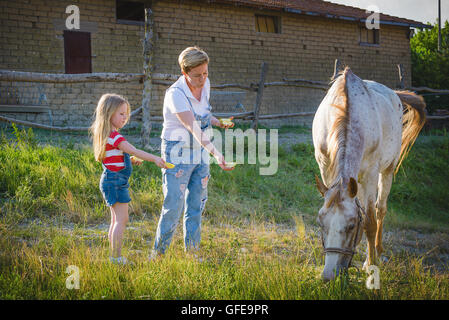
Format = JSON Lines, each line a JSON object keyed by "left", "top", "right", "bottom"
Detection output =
{"left": 325, "top": 67, "right": 350, "bottom": 185}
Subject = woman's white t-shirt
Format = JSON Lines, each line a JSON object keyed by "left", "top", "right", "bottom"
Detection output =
{"left": 161, "top": 75, "right": 211, "bottom": 142}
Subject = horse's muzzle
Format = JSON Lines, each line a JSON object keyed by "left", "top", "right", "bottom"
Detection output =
{"left": 321, "top": 265, "right": 346, "bottom": 281}
{"left": 321, "top": 256, "right": 351, "bottom": 281}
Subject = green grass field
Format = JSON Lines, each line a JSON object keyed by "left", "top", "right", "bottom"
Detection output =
{"left": 0, "top": 124, "right": 448, "bottom": 299}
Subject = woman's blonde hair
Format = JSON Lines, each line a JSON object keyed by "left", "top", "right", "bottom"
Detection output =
{"left": 178, "top": 46, "right": 209, "bottom": 73}
{"left": 90, "top": 93, "right": 130, "bottom": 162}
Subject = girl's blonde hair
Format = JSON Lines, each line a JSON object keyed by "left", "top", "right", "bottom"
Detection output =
{"left": 178, "top": 46, "right": 209, "bottom": 73}
{"left": 90, "top": 93, "right": 130, "bottom": 162}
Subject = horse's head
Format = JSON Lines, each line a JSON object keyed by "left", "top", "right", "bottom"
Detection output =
{"left": 315, "top": 175, "right": 364, "bottom": 281}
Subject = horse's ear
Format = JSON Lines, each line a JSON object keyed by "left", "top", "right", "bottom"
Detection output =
{"left": 315, "top": 175, "right": 328, "bottom": 197}
{"left": 348, "top": 177, "right": 358, "bottom": 198}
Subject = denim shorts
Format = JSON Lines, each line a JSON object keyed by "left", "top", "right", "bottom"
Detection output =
{"left": 99, "top": 153, "right": 132, "bottom": 207}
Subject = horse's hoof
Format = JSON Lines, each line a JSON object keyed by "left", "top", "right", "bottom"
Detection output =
{"left": 362, "top": 260, "right": 369, "bottom": 271}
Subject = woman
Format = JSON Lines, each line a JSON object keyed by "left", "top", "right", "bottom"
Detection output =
{"left": 151, "top": 46, "right": 234, "bottom": 258}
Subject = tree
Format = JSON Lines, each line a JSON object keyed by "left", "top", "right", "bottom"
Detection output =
{"left": 411, "top": 20, "right": 449, "bottom": 88}
{"left": 411, "top": 20, "right": 449, "bottom": 113}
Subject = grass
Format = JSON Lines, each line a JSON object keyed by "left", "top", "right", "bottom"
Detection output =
{"left": 0, "top": 124, "right": 448, "bottom": 299}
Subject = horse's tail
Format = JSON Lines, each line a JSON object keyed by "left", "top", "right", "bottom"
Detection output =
{"left": 394, "top": 90, "right": 427, "bottom": 174}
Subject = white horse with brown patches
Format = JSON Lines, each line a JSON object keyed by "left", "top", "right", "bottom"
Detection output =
{"left": 312, "top": 67, "right": 426, "bottom": 281}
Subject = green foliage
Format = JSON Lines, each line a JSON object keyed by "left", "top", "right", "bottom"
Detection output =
{"left": 411, "top": 20, "right": 449, "bottom": 113}
{"left": 411, "top": 20, "right": 449, "bottom": 89}
{"left": 390, "top": 134, "right": 449, "bottom": 229}
{"left": 1, "top": 125, "right": 448, "bottom": 228}
{"left": 11, "top": 123, "right": 37, "bottom": 149}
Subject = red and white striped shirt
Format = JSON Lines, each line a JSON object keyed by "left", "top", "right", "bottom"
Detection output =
{"left": 103, "top": 131, "right": 126, "bottom": 172}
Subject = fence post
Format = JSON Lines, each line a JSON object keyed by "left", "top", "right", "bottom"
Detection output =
{"left": 397, "top": 64, "right": 405, "bottom": 89}
{"left": 141, "top": 5, "right": 154, "bottom": 149}
{"left": 332, "top": 59, "right": 342, "bottom": 80}
{"left": 251, "top": 62, "right": 268, "bottom": 130}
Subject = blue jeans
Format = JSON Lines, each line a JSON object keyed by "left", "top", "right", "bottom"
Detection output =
{"left": 153, "top": 140, "right": 210, "bottom": 254}
{"left": 99, "top": 153, "right": 132, "bottom": 207}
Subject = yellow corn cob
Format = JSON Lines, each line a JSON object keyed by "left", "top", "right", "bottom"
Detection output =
{"left": 165, "top": 162, "right": 175, "bottom": 168}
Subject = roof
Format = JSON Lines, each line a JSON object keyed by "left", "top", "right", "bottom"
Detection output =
{"left": 214, "top": 0, "right": 432, "bottom": 29}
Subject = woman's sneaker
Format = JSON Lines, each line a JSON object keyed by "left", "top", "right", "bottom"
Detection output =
{"left": 186, "top": 252, "right": 204, "bottom": 263}
{"left": 148, "top": 250, "right": 161, "bottom": 262}
{"left": 109, "top": 256, "right": 132, "bottom": 266}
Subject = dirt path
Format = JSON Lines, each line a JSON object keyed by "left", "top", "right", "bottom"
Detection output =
{"left": 381, "top": 229, "right": 449, "bottom": 273}
{"left": 49, "top": 218, "right": 449, "bottom": 273}
{"left": 277, "top": 132, "right": 313, "bottom": 148}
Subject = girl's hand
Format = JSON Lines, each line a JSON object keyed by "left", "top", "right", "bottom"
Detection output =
{"left": 154, "top": 156, "right": 169, "bottom": 169}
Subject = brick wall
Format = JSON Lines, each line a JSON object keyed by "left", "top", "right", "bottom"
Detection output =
{"left": 0, "top": 0, "right": 412, "bottom": 127}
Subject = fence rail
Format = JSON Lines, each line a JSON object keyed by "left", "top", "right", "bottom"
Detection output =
{"left": 1, "top": 60, "right": 448, "bottom": 133}
{"left": 0, "top": 60, "right": 326, "bottom": 132}
{"left": 0, "top": 70, "right": 178, "bottom": 84}
{"left": 407, "top": 86, "right": 449, "bottom": 94}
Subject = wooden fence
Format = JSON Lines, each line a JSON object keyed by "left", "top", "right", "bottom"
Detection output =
{"left": 1, "top": 61, "right": 448, "bottom": 138}
{"left": 0, "top": 62, "right": 326, "bottom": 126}
{"left": 397, "top": 64, "right": 449, "bottom": 120}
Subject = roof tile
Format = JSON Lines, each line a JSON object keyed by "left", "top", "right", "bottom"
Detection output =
{"left": 216, "top": 0, "right": 430, "bottom": 28}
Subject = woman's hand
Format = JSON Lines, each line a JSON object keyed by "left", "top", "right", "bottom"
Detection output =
{"left": 215, "top": 116, "right": 234, "bottom": 129}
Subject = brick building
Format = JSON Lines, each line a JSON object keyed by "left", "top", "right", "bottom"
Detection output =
{"left": 0, "top": 0, "right": 429, "bottom": 127}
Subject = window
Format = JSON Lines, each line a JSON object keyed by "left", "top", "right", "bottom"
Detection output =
{"left": 64, "top": 31, "right": 92, "bottom": 74}
{"left": 255, "top": 15, "right": 280, "bottom": 33}
{"left": 116, "top": 0, "right": 145, "bottom": 24}
{"left": 360, "top": 27, "right": 380, "bottom": 45}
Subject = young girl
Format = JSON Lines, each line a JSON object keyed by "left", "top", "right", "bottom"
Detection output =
{"left": 90, "top": 93, "right": 168, "bottom": 265}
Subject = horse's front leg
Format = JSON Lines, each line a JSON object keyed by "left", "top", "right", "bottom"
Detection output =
{"left": 359, "top": 173, "right": 379, "bottom": 269}
{"left": 375, "top": 166, "right": 395, "bottom": 258}
{"left": 364, "top": 198, "right": 378, "bottom": 269}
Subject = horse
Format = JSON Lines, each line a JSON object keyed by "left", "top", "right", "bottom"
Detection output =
{"left": 312, "top": 67, "right": 426, "bottom": 281}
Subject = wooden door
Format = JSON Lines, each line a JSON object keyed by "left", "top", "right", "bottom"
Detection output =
{"left": 64, "top": 31, "right": 92, "bottom": 74}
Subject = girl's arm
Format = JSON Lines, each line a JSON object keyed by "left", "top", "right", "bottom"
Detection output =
{"left": 175, "top": 111, "right": 234, "bottom": 171}
{"left": 117, "top": 140, "right": 167, "bottom": 168}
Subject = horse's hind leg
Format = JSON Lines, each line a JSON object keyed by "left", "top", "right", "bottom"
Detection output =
{"left": 375, "top": 166, "right": 395, "bottom": 258}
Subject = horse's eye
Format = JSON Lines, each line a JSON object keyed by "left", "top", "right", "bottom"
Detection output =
{"left": 347, "top": 224, "right": 355, "bottom": 230}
